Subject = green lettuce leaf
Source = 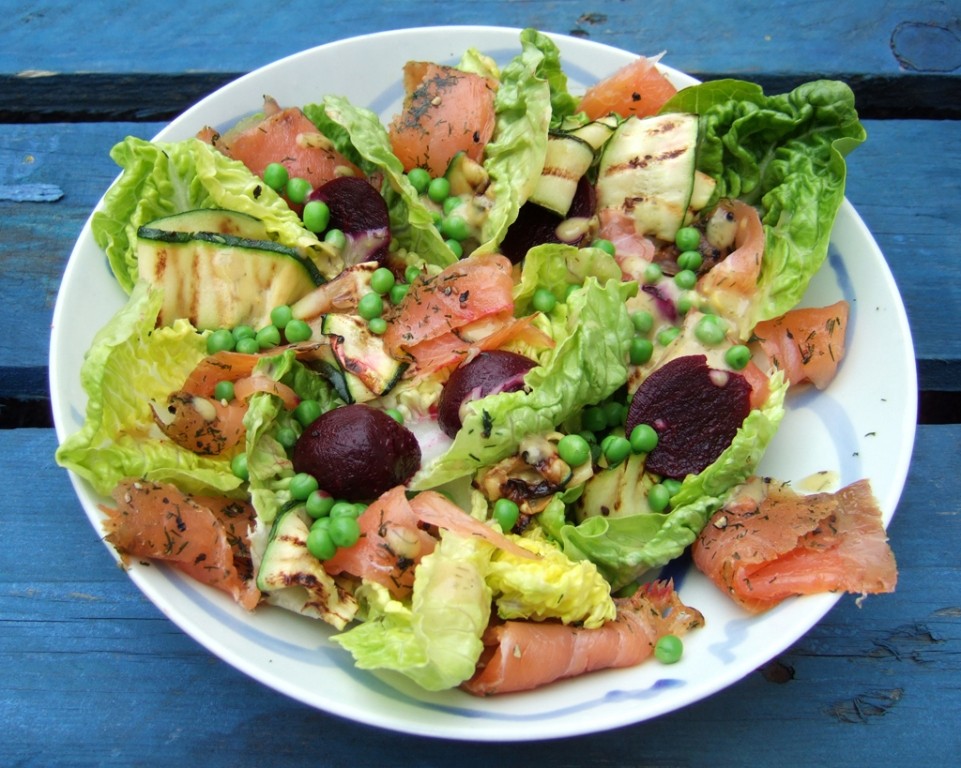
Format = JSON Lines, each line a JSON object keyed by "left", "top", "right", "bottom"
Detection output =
{"left": 331, "top": 531, "right": 493, "bottom": 692}
{"left": 661, "top": 79, "right": 866, "bottom": 329}
{"left": 91, "top": 137, "right": 341, "bottom": 293}
{"left": 410, "top": 276, "right": 633, "bottom": 489}
{"left": 513, "top": 242, "right": 624, "bottom": 315}
{"left": 540, "top": 373, "right": 787, "bottom": 589}
{"left": 54, "top": 282, "right": 241, "bottom": 497}
{"left": 474, "top": 29, "right": 557, "bottom": 253}
{"left": 310, "top": 95, "right": 458, "bottom": 268}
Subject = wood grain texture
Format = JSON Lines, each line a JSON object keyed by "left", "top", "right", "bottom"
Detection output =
{"left": 3, "top": 425, "right": 958, "bottom": 766}
{"left": 2, "top": 118, "right": 956, "bottom": 397}
{"left": 2, "top": 0, "right": 957, "bottom": 78}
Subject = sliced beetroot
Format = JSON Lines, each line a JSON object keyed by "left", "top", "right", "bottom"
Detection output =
{"left": 437, "top": 350, "right": 537, "bottom": 437}
{"left": 310, "top": 176, "right": 390, "bottom": 265}
{"left": 625, "top": 354, "right": 752, "bottom": 479}
{"left": 499, "top": 176, "right": 596, "bottom": 264}
{"left": 292, "top": 404, "right": 421, "bottom": 501}
{"left": 642, "top": 284, "right": 678, "bottom": 324}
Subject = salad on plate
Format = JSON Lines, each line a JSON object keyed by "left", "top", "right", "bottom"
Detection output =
{"left": 55, "top": 28, "right": 897, "bottom": 696}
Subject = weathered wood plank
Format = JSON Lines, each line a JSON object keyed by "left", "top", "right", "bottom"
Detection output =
{"left": 2, "top": 0, "right": 957, "bottom": 81}
{"left": 3, "top": 118, "right": 957, "bottom": 398}
{"left": 3, "top": 425, "right": 958, "bottom": 765}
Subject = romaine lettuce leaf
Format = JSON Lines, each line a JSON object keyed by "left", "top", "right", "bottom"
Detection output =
{"left": 488, "top": 530, "right": 616, "bottom": 628}
{"left": 54, "top": 282, "right": 241, "bottom": 497}
{"left": 92, "top": 137, "right": 339, "bottom": 293}
{"left": 410, "top": 276, "right": 633, "bottom": 489}
{"left": 331, "top": 531, "right": 493, "bottom": 692}
{"left": 513, "top": 242, "right": 624, "bottom": 315}
{"left": 309, "top": 95, "right": 458, "bottom": 269}
{"left": 540, "top": 373, "right": 788, "bottom": 589}
{"left": 661, "top": 79, "right": 866, "bottom": 329}
{"left": 473, "top": 29, "right": 557, "bottom": 253}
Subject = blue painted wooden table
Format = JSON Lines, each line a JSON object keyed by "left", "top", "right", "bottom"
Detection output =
{"left": 2, "top": 1, "right": 959, "bottom": 765}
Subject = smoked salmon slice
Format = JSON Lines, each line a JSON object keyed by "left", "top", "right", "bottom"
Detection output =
{"left": 199, "top": 96, "right": 362, "bottom": 193}
{"left": 750, "top": 300, "right": 850, "bottom": 390}
{"left": 383, "top": 253, "right": 516, "bottom": 359}
{"left": 322, "top": 485, "right": 437, "bottom": 600}
{"left": 577, "top": 55, "right": 678, "bottom": 120}
{"left": 101, "top": 479, "right": 260, "bottom": 610}
{"left": 462, "top": 580, "right": 704, "bottom": 696}
{"left": 692, "top": 477, "right": 897, "bottom": 613}
{"left": 388, "top": 62, "right": 497, "bottom": 177}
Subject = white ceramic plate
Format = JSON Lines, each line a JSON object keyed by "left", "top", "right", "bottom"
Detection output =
{"left": 49, "top": 26, "right": 917, "bottom": 741}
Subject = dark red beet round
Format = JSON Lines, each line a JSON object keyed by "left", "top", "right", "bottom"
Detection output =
{"left": 292, "top": 404, "right": 421, "bottom": 501}
{"left": 310, "top": 176, "right": 390, "bottom": 265}
{"left": 437, "top": 351, "right": 537, "bottom": 437}
{"left": 625, "top": 354, "right": 751, "bottom": 479}
{"left": 499, "top": 176, "right": 596, "bottom": 264}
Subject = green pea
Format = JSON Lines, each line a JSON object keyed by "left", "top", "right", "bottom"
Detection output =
{"left": 532, "top": 288, "right": 557, "bottom": 314}
{"left": 695, "top": 314, "right": 727, "bottom": 346}
{"left": 404, "top": 265, "right": 422, "bottom": 284}
{"left": 643, "top": 263, "right": 663, "bottom": 284}
{"left": 629, "top": 337, "right": 654, "bottom": 365}
{"left": 263, "top": 162, "right": 289, "bottom": 191}
{"left": 368, "top": 316, "right": 388, "bottom": 335}
{"left": 676, "top": 292, "right": 696, "bottom": 315}
{"left": 330, "top": 500, "right": 359, "bottom": 518}
{"left": 582, "top": 406, "right": 608, "bottom": 433}
{"left": 302, "top": 200, "right": 331, "bottom": 233}
{"left": 370, "top": 267, "right": 396, "bottom": 295}
{"left": 290, "top": 472, "right": 319, "bottom": 501}
{"left": 564, "top": 283, "right": 580, "bottom": 302}
{"left": 440, "top": 215, "right": 470, "bottom": 242}
{"left": 235, "top": 337, "right": 261, "bottom": 355}
{"left": 357, "top": 292, "right": 384, "bottom": 320}
{"left": 270, "top": 304, "right": 293, "bottom": 329}
{"left": 213, "top": 380, "right": 235, "bottom": 402}
{"left": 324, "top": 228, "right": 347, "bottom": 250}
{"left": 442, "top": 195, "right": 463, "bottom": 216}
{"left": 648, "top": 483, "right": 671, "bottom": 512}
{"left": 446, "top": 239, "right": 464, "bottom": 258}
{"left": 230, "top": 452, "right": 249, "bottom": 481}
{"left": 591, "top": 238, "right": 616, "bottom": 256}
{"left": 654, "top": 634, "right": 684, "bottom": 664}
{"left": 306, "top": 526, "right": 337, "bottom": 560}
{"left": 206, "top": 328, "right": 235, "bottom": 355}
{"left": 725, "top": 344, "right": 752, "bottom": 370}
{"left": 293, "top": 399, "right": 322, "bottom": 427}
{"left": 657, "top": 326, "right": 681, "bottom": 346}
{"left": 629, "top": 423, "right": 659, "bottom": 454}
{"left": 256, "top": 324, "right": 281, "bottom": 349}
{"left": 603, "top": 435, "right": 632, "bottom": 465}
{"left": 663, "top": 478, "right": 683, "bottom": 497}
{"left": 389, "top": 283, "right": 410, "bottom": 305}
{"left": 603, "top": 401, "right": 625, "bottom": 428}
{"left": 674, "top": 226, "right": 701, "bottom": 252}
{"left": 493, "top": 498, "right": 520, "bottom": 532}
{"left": 407, "top": 167, "right": 430, "bottom": 193}
{"left": 557, "top": 434, "right": 591, "bottom": 467}
{"left": 427, "top": 176, "right": 450, "bottom": 203}
{"left": 329, "top": 515, "right": 361, "bottom": 548}
{"left": 276, "top": 425, "right": 299, "bottom": 450}
{"left": 311, "top": 516, "right": 332, "bottom": 531}
{"left": 306, "top": 490, "right": 335, "bottom": 519}
{"left": 631, "top": 310, "right": 654, "bottom": 334}
{"left": 232, "top": 324, "right": 256, "bottom": 342}
{"left": 674, "top": 269, "right": 697, "bottom": 290}
{"left": 677, "top": 250, "right": 702, "bottom": 272}
{"left": 384, "top": 408, "right": 404, "bottom": 425}
{"left": 285, "top": 177, "right": 312, "bottom": 204}
{"left": 283, "top": 318, "right": 312, "bottom": 343}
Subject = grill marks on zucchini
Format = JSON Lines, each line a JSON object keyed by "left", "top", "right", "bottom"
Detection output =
{"left": 136, "top": 210, "right": 325, "bottom": 331}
